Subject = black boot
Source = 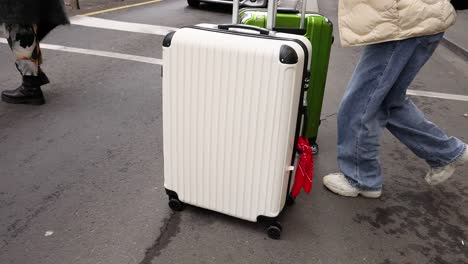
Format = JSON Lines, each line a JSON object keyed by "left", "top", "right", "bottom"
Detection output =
{"left": 1, "top": 73, "right": 49, "bottom": 105}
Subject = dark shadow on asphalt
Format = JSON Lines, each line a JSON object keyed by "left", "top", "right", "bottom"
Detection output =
{"left": 179, "top": 201, "right": 297, "bottom": 239}
{"left": 182, "top": 205, "right": 265, "bottom": 233}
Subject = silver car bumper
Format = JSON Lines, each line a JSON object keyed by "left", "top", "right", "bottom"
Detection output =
{"left": 200, "top": 0, "right": 267, "bottom": 8}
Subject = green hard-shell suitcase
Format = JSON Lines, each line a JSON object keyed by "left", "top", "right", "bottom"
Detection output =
{"left": 239, "top": 7, "right": 333, "bottom": 154}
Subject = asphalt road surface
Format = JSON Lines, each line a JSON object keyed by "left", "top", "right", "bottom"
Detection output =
{"left": 1, "top": 0, "right": 467, "bottom": 263}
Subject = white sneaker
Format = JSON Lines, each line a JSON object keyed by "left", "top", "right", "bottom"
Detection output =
{"left": 425, "top": 145, "right": 468, "bottom": 186}
{"left": 323, "top": 173, "right": 382, "bottom": 198}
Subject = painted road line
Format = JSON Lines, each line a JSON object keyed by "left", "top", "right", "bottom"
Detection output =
{"left": 70, "top": 16, "right": 177, "bottom": 36}
{"left": 81, "top": 0, "right": 163, "bottom": 16}
{"left": 0, "top": 38, "right": 162, "bottom": 65}
{"left": 407, "top": 90, "right": 468, "bottom": 102}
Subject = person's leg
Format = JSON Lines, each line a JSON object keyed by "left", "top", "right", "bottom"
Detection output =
{"left": 325, "top": 33, "right": 467, "bottom": 197}
{"left": 325, "top": 34, "right": 445, "bottom": 197}
{"left": 383, "top": 34, "right": 467, "bottom": 185}
{"left": 1, "top": 24, "right": 49, "bottom": 105}
{"left": 334, "top": 37, "right": 423, "bottom": 191}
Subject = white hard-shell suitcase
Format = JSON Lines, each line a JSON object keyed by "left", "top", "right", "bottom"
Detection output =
{"left": 162, "top": 0, "right": 312, "bottom": 239}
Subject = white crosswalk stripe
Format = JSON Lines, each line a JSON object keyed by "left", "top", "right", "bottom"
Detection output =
{"left": 407, "top": 90, "right": 468, "bottom": 102}
{"left": 0, "top": 38, "right": 162, "bottom": 65}
{"left": 70, "top": 16, "right": 177, "bottom": 36}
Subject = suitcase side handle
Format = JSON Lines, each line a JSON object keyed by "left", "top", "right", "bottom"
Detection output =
{"left": 218, "top": 24, "right": 270, "bottom": 35}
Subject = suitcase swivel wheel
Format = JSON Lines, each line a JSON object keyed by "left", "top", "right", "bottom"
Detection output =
{"left": 168, "top": 197, "right": 184, "bottom": 211}
{"left": 308, "top": 137, "right": 319, "bottom": 155}
{"left": 286, "top": 193, "right": 295, "bottom": 206}
{"left": 267, "top": 222, "right": 282, "bottom": 240}
{"left": 312, "top": 142, "right": 319, "bottom": 155}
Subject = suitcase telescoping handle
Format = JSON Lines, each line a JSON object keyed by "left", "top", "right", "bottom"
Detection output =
{"left": 265, "top": 0, "right": 278, "bottom": 30}
{"left": 231, "top": 0, "right": 308, "bottom": 30}
{"left": 299, "top": 0, "right": 307, "bottom": 29}
{"left": 231, "top": 0, "right": 277, "bottom": 28}
{"left": 232, "top": 0, "right": 241, "bottom": 24}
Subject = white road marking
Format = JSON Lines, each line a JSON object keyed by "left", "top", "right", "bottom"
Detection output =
{"left": 0, "top": 38, "right": 162, "bottom": 65}
{"left": 70, "top": 16, "right": 177, "bottom": 36}
{"left": 407, "top": 90, "right": 468, "bottom": 102}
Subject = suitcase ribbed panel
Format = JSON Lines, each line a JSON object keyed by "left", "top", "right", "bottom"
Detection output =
{"left": 163, "top": 27, "right": 304, "bottom": 222}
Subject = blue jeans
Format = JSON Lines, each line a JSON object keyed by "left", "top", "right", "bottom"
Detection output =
{"left": 337, "top": 33, "right": 466, "bottom": 191}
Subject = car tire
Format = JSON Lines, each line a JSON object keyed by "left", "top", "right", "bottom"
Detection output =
{"left": 188, "top": 0, "right": 200, "bottom": 8}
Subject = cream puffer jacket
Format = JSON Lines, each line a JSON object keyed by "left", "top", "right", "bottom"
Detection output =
{"left": 338, "top": 0, "right": 457, "bottom": 47}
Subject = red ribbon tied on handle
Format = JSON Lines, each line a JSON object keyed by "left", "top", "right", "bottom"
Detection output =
{"left": 291, "top": 137, "right": 314, "bottom": 198}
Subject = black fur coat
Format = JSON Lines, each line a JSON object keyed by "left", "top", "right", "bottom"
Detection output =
{"left": 0, "top": 0, "right": 69, "bottom": 40}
